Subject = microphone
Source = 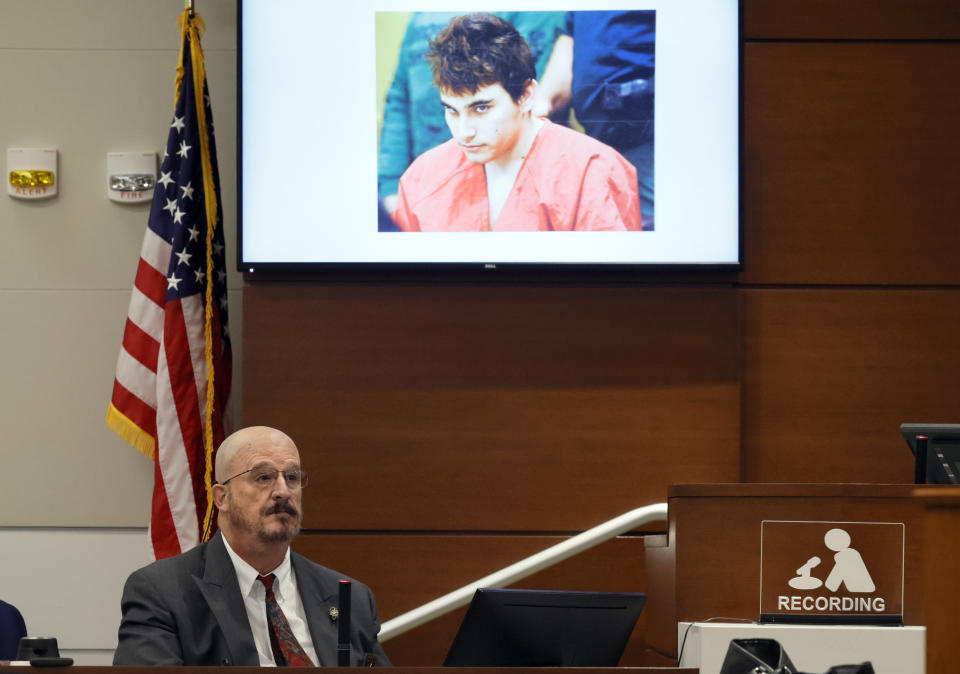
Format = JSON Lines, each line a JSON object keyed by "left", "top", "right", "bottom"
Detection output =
{"left": 337, "top": 580, "right": 352, "bottom": 666}
{"left": 914, "top": 435, "right": 928, "bottom": 484}
{"left": 795, "top": 555, "right": 821, "bottom": 576}
{"left": 788, "top": 556, "right": 823, "bottom": 590}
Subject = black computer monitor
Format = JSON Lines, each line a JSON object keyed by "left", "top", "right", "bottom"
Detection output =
{"left": 443, "top": 588, "right": 647, "bottom": 667}
{"left": 900, "top": 423, "right": 960, "bottom": 484}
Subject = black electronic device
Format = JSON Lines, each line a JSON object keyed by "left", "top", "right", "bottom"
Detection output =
{"left": 15, "top": 637, "right": 73, "bottom": 667}
{"left": 900, "top": 423, "right": 960, "bottom": 484}
{"left": 443, "top": 588, "right": 646, "bottom": 667}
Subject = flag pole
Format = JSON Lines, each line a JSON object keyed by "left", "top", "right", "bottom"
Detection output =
{"left": 178, "top": 4, "right": 219, "bottom": 544}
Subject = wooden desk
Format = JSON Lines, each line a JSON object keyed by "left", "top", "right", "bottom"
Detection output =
{"left": 644, "top": 484, "right": 925, "bottom": 659}
{"left": 0, "top": 665, "right": 700, "bottom": 674}
{"left": 914, "top": 485, "right": 960, "bottom": 672}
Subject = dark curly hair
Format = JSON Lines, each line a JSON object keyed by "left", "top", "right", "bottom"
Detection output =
{"left": 427, "top": 13, "right": 536, "bottom": 103}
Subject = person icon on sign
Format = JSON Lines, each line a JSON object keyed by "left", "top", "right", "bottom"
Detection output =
{"left": 823, "top": 528, "right": 875, "bottom": 592}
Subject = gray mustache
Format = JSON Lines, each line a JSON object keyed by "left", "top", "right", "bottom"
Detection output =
{"left": 265, "top": 502, "right": 298, "bottom": 517}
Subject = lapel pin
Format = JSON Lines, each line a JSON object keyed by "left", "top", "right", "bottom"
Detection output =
{"left": 329, "top": 606, "right": 339, "bottom": 622}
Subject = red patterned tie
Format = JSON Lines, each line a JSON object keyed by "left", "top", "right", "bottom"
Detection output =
{"left": 258, "top": 574, "right": 315, "bottom": 667}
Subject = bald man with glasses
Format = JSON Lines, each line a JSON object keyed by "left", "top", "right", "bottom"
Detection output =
{"left": 114, "top": 426, "right": 391, "bottom": 666}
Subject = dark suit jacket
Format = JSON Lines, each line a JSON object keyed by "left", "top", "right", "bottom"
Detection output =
{"left": 113, "top": 532, "right": 391, "bottom": 666}
{"left": 0, "top": 599, "right": 27, "bottom": 660}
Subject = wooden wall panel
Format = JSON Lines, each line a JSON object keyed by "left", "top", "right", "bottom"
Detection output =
{"left": 741, "top": 288, "right": 960, "bottom": 483}
{"left": 745, "top": 0, "right": 960, "bottom": 39}
{"left": 292, "top": 533, "right": 658, "bottom": 666}
{"left": 742, "top": 42, "right": 960, "bottom": 285}
{"left": 243, "top": 284, "right": 741, "bottom": 531}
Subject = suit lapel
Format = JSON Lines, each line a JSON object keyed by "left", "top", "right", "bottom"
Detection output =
{"left": 292, "top": 552, "right": 339, "bottom": 667}
{"left": 192, "top": 533, "right": 260, "bottom": 666}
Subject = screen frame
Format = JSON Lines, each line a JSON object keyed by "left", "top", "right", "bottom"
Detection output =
{"left": 236, "top": 1, "right": 745, "bottom": 279}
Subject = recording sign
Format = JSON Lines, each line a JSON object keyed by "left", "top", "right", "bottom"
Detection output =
{"left": 760, "top": 521, "right": 904, "bottom": 625}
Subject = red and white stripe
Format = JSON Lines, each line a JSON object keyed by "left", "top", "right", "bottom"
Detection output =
{"left": 110, "top": 226, "right": 212, "bottom": 558}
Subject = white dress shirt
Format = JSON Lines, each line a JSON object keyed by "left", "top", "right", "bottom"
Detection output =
{"left": 221, "top": 535, "right": 320, "bottom": 667}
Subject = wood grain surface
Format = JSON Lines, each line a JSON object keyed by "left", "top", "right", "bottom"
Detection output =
{"left": 741, "top": 289, "right": 960, "bottom": 483}
{"left": 743, "top": 42, "right": 960, "bottom": 285}
{"left": 745, "top": 0, "right": 960, "bottom": 39}
{"left": 243, "top": 284, "right": 740, "bottom": 531}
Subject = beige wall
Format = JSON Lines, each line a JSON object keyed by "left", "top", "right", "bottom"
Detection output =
{"left": 0, "top": 0, "right": 241, "bottom": 527}
{"left": 1, "top": 2, "right": 242, "bottom": 659}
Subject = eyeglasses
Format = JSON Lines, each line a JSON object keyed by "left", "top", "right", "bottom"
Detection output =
{"left": 219, "top": 466, "right": 308, "bottom": 490}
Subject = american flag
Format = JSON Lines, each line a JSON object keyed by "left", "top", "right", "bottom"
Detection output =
{"left": 107, "top": 10, "right": 232, "bottom": 560}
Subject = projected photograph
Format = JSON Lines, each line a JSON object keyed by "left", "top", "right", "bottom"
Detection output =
{"left": 376, "top": 11, "right": 656, "bottom": 233}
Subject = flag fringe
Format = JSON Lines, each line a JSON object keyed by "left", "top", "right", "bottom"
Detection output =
{"left": 106, "top": 403, "right": 156, "bottom": 460}
{"left": 183, "top": 8, "right": 219, "bottom": 544}
{"left": 174, "top": 10, "right": 206, "bottom": 106}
